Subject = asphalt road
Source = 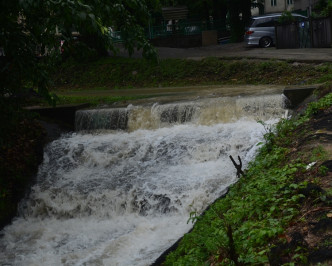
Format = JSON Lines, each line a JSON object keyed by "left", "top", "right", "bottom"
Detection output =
{"left": 115, "top": 42, "right": 332, "bottom": 62}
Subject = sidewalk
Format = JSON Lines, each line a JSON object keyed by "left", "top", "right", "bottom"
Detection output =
{"left": 116, "top": 42, "right": 332, "bottom": 62}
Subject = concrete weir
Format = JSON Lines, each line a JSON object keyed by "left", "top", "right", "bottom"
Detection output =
{"left": 25, "top": 85, "right": 318, "bottom": 130}
{"left": 25, "top": 103, "right": 90, "bottom": 129}
{"left": 283, "top": 86, "right": 317, "bottom": 108}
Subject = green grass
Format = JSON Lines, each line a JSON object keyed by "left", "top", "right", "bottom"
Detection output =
{"left": 53, "top": 57, "right": 332, "bottom": 93}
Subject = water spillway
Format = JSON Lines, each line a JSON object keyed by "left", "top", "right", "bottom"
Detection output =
{"left": 75, "top": 94, "right": 286, "bottom": 131}
{"left": 0, "top": 94, "right": 287, "bottom": 265}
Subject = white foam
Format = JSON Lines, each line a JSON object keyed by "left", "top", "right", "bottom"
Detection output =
{"left": 0, "top": 95, "right": 285, "bottom": 265}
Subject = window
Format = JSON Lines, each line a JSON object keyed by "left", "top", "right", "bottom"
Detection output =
{"left": 287, "top": 0, "right": 293, "bottom": 4}
{"left": 271, "top": 0, "right": 277, "bottom": 6}
{"left": 255, "top": 18, "right": 276, "bottom": 27}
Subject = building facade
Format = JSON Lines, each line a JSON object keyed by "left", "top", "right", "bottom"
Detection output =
{"left": 251, "top": 0, "right": 320, "bottom": 16}
{"left": 252, "top": 0, "right": 295, "bottom": 16}
{"left": 294, "top": 0, "right": 319, "bottom": 15}
{"left": 265, "top": 0, "right": 294, "bottom": 13}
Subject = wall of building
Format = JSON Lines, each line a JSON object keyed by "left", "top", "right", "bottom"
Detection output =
{"left": 294, "top": 0, "right": 319, "bottom": 12}
{"left": 251, "top": 7, "right": 260, "bottom": 16}
{"left": 265, "top": 0, "right": 294, "bottom": 13}
{"left": 250, "top": 0, "right": 323, "bottom": 17}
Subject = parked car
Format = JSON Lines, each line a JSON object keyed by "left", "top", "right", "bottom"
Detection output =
{"left": 244, "top": 13, "right": 307, "bottom": 48}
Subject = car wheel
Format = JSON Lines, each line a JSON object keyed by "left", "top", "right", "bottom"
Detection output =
{"left": 259, "top": 37, "right": 272, "bottom": 48}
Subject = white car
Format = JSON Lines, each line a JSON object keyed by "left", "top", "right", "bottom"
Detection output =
{"left": 244, "top": 13, "right": 307, "bottom": 48}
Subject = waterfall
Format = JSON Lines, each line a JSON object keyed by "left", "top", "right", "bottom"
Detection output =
{"left": 75, "top": 94, "right": 286, "bottom": 131}
{"left": 0, "top": 93, "right": 287, "bottom": 266}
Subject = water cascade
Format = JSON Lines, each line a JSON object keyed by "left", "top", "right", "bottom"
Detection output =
{"left": 0, "top": 94, "right": 288, "bottom": 265}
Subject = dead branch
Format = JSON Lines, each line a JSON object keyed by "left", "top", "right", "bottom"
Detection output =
{"left": 300, "top": 207, "right": 332, "bottom": 219}
{"left": 229, "top": 155, "right": 245, "bottom": 178}
{"left": 226, "top": 224, "right": 241, "bottom": 265}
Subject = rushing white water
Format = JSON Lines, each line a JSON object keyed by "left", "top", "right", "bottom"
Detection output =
{"left": 0, "top": 94, "right": 287, "bottom": 266}
{"left": 75, "top": 94, "right": 287, "bottom": 131}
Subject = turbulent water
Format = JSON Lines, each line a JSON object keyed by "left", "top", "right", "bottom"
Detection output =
{"left": 0, "top": 94, "right": 287, "bottom": 266}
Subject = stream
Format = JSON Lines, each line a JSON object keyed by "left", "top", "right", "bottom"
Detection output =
{"left": 0, "top": 94, "right": 288, "bottom": 265}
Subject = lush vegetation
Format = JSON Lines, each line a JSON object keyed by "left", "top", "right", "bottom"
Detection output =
{"left": 163, "top": 90, "right": 332, "bottom": 265}
{"left": 0, "top": 0, "right": 257, "bottom": 105}
{"left": 53, "top": 57, "right": 332, "bottom": 91}
{"left": 313, "top": 0, "right": 332, "bottom": 17}
{"left": 0, "top": 0, "right": 158, "bottom": 106}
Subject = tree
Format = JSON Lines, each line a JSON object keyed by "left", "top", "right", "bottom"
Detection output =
{"left": 252, "top": 0, "right": 265, "bottom": 15}
{"left": 314, "top": 0, "right": 332, "bottom": 16}
{"left": 0, "top": 0, "right": 158, "bottom": 105}
{"left": 227, "top": 0, "right": 252, "bottom": 42}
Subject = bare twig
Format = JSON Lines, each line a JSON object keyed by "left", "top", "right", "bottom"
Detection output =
{"left": 226, "top": 224, "right": 242, "bottom": 265}
{"left": 229, "top": 155, "right": 245, "bottom": 178}
{"left": 300, "top": 206, "right": 332, "bottom": 219}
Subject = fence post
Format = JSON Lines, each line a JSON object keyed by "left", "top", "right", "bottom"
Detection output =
{"left": 330, "top": 16, "right": 332, "bottom": 47}
{"left": 310, "top": 16, "right": 314, "bottom": 48}
{"left": 275, "top": 24, "right": 279, "bottom": 49}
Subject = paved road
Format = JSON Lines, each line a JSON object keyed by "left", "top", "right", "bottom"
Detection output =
{"left": 116, "top": 42, "right": 332, "bottom": 62}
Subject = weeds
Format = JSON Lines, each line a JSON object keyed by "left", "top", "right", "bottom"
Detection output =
{"left": 310, "top": 146, "right": 328, "bottom": 162}
{"left": 305, "top": 92, "right": 332, "bottom": 116}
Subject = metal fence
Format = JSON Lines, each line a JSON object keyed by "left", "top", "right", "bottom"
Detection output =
{"left": 149, "top": 20, "right": 227, "bottom": 39}
{"left": 110, "top": 20, "right": 228, "bottom": 44}
{"left": 298, "top": 20, "right": 311, "bottom": 48}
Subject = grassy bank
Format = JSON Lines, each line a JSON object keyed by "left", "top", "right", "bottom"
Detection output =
{"left": 162, "top": 89, "right": 332, "bottom": 265}
{"left": 53, "top": 57, "right": 332, "bottom": 92}
{"left": 46, "top": 57, "right": 332, "bottom": 106}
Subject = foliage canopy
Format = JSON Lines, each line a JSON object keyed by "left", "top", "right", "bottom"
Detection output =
{"left": 0, "top": 0, "right": 158, "bottom": 104}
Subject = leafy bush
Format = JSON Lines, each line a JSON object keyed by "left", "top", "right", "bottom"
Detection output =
{"left": 305, "top": 92, "right": 332, "bottom": 116}
{"left": 278, "top": 11, "right": 296, "bottom": 24}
